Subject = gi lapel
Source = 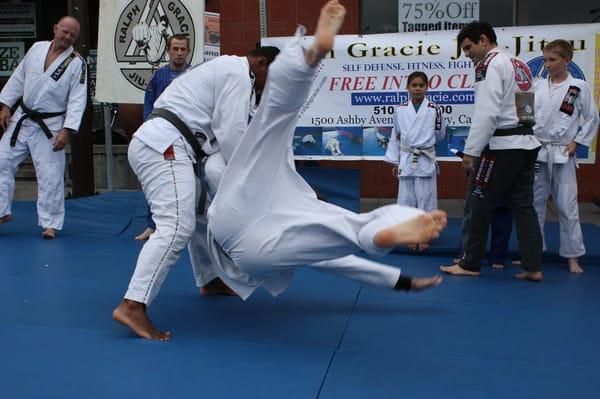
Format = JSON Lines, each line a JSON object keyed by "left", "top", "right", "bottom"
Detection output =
{"left": 24, "top": 44, "right": 75, "bottom": 106}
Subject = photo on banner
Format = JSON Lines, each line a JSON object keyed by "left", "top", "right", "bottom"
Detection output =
{"left": 263, "top": 23, "right": 600, "bottom": 163}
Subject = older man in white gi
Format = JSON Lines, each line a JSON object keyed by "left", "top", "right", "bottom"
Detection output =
{"left": 0, "top": 16, "right": 87, "bottom": 239}
{"left": 112, "top": 44, "right": 280, "bottom": 340}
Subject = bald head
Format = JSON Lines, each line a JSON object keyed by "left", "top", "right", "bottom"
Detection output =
{"left": 53, "top": 16, "right": 80, "bottom": 51}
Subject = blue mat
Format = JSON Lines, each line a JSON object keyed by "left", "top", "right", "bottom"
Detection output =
{"left": 2, "top": 193, "right": 600, "bottom": 398}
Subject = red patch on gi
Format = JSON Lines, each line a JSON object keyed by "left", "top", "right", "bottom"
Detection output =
{"left": 510, "top": 58, "right": 532, "bottom": 91}
{"left": 163, "top": 145, "right": 176, "bottom": 160}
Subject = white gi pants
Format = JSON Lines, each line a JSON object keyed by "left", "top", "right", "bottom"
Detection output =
{"left": 187, "top": 151, "right": 227, "bottom": 287}
{"left": 397, "top": 175, "right": 437, "bottom": 212}
{"left": 533, "top": 158, "right": 585, "bottom": 258}
{"left": 125, "top": 136, "right": 197, "bottom": 305}
{"left": 208, "top": 35, "right": 423, "bottom": 296}
{"left": 0, "top": 122, "right": 65, "bottom": 229}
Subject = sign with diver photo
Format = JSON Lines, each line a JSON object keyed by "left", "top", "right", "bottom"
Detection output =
{"left": 96, "top": 0, "right": 204, "bottom": 103}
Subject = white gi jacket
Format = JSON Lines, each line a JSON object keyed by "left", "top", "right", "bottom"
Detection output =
{"left": 134, "top": 55, "right": 255, "bottom": 162}
{"left": 384, "top": 98, "right": 445, "bottom": 177}
{"left": 533, "top": 74, "right": 599, "bottom": 165}
{"left": 0, "top": 41, "right": 87, "bottom": 133}
{"left": 464, "top": 47, "right": 540, "bottom": 157}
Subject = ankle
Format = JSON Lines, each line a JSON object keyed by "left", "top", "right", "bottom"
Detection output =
{"left": 394, "top": 275, "right": 412, "bottom": 291}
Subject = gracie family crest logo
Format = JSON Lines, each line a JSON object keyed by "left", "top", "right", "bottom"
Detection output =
{"left": 114, "top": 0, "right": 195, "bottom": 90}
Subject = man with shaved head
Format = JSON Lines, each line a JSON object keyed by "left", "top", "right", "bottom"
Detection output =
{"left": 0, "top": 16, "right": 87, "bottom": 239}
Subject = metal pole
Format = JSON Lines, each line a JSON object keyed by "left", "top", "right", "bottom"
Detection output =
{"left": 69, "top": 0, "right": 95, "bottom": 197}
{"left": 103, "top": 103, "right": 114, "bottom": 191}
{"left": 259, "top": 0, "right": 267, "bottom": 38}
{"left": 512, "top": 0, "right": 518, "bottom": 26}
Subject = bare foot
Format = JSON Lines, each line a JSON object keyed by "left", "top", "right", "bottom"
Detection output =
{"left": 42, "top": 228, "right": 57, "bottom": 239}
{"left": 568, "top": 258, "right": 584, "bottom": 274}
{"left": 113, "top": 299, "right": 171, "bottom": 340}
{"left": 511, "top": 259, "right": 522, "bottom": 267}
{"left": 374, "top": 210, "right": 447, "bottom": 248}
{"left": 305, "top": 0, "right": 346, "bottom": 66}
{"left": 515, "top": 271, "right": 543, "bottom": 282}
{"left": 135, "top": 227, "right": 155, "bottom": 241}
{"left": 410, "top": 275, "right": 442, "bottom": 291}
{"left": 440, "top": 264, "right": 480, "bottom": 276}
{"left": 491, "top": 263, "right": 504, "bottom": 270}
{"left": 0, "top": 214, "right": 13, "bottom": 225}
{"left": 200, "top": 278, "right": 238, "bottom": 296}
{"left": 418, "top": 243, "right": 430, "bottom": 252}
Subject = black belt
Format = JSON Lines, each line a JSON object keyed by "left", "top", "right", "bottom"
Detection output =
{"left": 148, "top": 107, "right": 210, "bottom": 214}
{"left": 10, "top": 99, "right": 65, "bottom": 147}
{"left": 493, "top": 126, "right": 533, "bottom": 137}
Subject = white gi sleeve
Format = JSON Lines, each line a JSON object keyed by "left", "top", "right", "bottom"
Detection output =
{"left": 463, "top": 62, "right": 504, "bottom": 157}
{"left": 0, "top": 46, "right": 29, "bottom": 107}
{"left": 384, "top": 110, "right": 400, "bottom": 164}
{"left": 573, "top": 82, "right": 600, "bottom": 147}
{"left": 211, "top": 65, "right": 251, "bottom": 162}
{"left": 63, "top": 57, "right": 88, "bottom": 132}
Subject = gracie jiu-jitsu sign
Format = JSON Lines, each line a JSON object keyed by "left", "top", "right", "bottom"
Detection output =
{"left": 96, "top": 0, "right": 204, "bottom": 103}
{"left": 263, "top": 23, "right": 600, "bottom": 163}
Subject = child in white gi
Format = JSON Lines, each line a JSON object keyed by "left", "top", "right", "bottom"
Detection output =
{"left": 532, "top": 39, "right": 599, "bottom": 273}
{"left": 385, "top": 72, "right": 445, "bottom": 214}
{"left": 385, "top": 72, "right": 445, "bottom": 251}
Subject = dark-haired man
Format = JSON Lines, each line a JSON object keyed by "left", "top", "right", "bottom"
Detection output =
{"left": 113, "top": 46, "right": 281, "bottom": 340}
{"left": 440, "top": 21, "right": 543, "bottom": 281}
{"left": 135, "top": 34, "right": 191, "bottom": 241}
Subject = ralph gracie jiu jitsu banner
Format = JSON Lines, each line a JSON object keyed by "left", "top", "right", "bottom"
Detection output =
{"left": 96, "top": 0, "right": 204, "bottom": 104}
{"left": 263, "top": 23, "right": 600, "bottom": 163}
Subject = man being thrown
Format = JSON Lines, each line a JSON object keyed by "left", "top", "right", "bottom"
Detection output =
{"left": 113, "top": 40, "right": 280, "bottom": 339}
{"left": 205, "top": 1, "right": 445, "bottom": 308}
{"left": 440, "top": 22, "right": 543, "bottom": 281}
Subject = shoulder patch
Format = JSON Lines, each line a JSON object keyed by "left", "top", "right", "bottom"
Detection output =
{"left": 559, "top": 85, "right": 581, "bottom": 116}
{"left": 510, "top": 58, "right": 533, "bottom": 91}
{"left": 475, "top": 52, "right": 498, "bottom": 82}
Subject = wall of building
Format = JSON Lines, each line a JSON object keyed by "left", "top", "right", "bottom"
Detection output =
{"left": 219, "top": 0, "right": 600, "bottom": 200}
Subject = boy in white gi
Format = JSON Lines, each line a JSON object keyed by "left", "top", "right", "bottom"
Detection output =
{"left": 205, "top": 1, "right": 446, "bottom": 312}
{"left": 385, "top": 71, "right": 445, "bottom": 251}
{"left": 532, "top": 40, "right": 599, "bottom": 273}
{"left": 0, "top": 16, "right": 87, "bottom": 239}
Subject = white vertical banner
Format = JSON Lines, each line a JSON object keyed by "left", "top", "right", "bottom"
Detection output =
{"left": 96, "top": 0, "right": 204, "bottom": 104}
{"left": 398, "top": 0, "right": 479, "bottom": 32}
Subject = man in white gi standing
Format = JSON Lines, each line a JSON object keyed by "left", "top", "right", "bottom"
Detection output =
{"left": 112, "top": 44, "right": 280, "bottom": 340}
{"left": 440, "top": 21, "right": 543, "bottom": 281}
{"left": 0, "top": 16, "right": 87, "bottom": 239}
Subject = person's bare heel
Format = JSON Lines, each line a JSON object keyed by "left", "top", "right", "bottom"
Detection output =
{"left": 305, "top": 1, "right": 346, "bottom": 66}
{"left": 113, "top": 299, "right": 171, "bottom": 340}
{"left": 568, "top": 258, "right": 583, "bottom": 274}
{"left": 374, "top": 210, "right": 447, "bottom": 248}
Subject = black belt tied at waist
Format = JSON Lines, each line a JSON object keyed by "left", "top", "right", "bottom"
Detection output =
{"left": 493, "top": 126, "right": 533, "bottom": 137}
{"left": 10, "top": 99, "right": 66, "bottom": 147}
{"left": 148, "top": 107, "right": 210, "bottom": 214}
